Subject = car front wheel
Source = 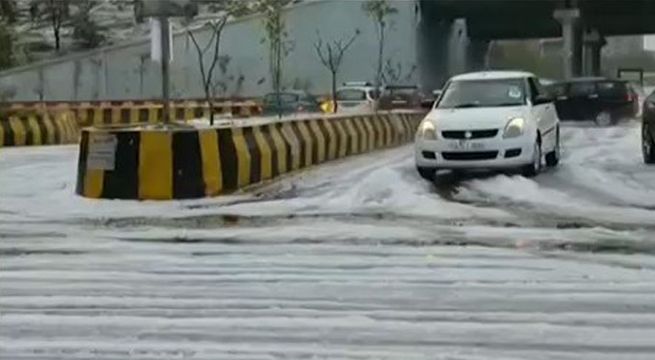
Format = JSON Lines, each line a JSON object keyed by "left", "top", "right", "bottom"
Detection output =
{"left": 521, "top": 141, "right": 542, "bottom": 177}
{"left": 545, "top": 127, "right": 560, "bottom": 167}
{"left": 417, "top": 166, "right": 437, "bottom": 181}
{"left": 643, "top": 123, "right": 655, "bottom": 164}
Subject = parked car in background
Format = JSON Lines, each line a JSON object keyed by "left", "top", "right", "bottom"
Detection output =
{"left": 548, "top": 77, "right": 638, "bottom": 125}
{"left": 262, "top": 91, "right": 320, "bottom": 116}
{"left": 379, "top": 85, "right": 423, "bottom": 110}
{"left": 641, "top": 90, "right": 655, "bottom": 164}
{"left": 335, "top": 82, "right": 380, "bottom": 114}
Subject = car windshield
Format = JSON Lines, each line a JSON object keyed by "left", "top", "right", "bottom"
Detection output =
{"left": 336, "top": 89, "right": 367, "bottom": 101}
{"left": 437, "top": 79, "right": 527, "bottom": 108}
{"left": 264, "top": 93, "right": 300, "bottom": 104}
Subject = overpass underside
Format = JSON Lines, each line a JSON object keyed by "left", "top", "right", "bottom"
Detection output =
{"left": 418, "top": 0, "right": 655, "bottom": 85}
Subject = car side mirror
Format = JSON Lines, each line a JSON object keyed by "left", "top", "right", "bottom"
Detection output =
{"left": 534, "top": 95, "right": 553, "bottom": 105}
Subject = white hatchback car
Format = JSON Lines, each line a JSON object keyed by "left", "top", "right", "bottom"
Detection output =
{"left": 335, "top": 82, "right": 380, "bottom": 114}
{"left": 415, "top": 71, "right": 560, "bottom": 180}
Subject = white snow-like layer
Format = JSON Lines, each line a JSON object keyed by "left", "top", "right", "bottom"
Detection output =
{"left": 3, "top": 121, "right": 655, "bottom": 359}
{"left": 0, "top": 142, "right": 511, "bottom": 223}
{"left": 453, "top": 122, "right": 655, "bottom": 227}
{"left": 3, "top": 239, "right": 655, "bottom": 360}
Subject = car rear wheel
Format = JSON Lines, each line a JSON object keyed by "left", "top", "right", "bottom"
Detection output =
{"left": 595, "top": 111, "right": 612, "bottom": 126}
{"left": 643, "top": 123, "right": 655, "bottom": 164}
{"left": 545, "top": 127, "right": 560, "bottom": 167}
{"left": 417, "top": 166, "right": 437, "bottom": 181}
{"left": 521, "top": 141, "right": 542, "bottom": 177}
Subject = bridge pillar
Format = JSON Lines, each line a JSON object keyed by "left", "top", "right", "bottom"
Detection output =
{"left": 466, "top": 38, "right": 490, "bottom": 73}
{"left": 417, "top": 17, "right": 455, "bottom": 91}
{"left": 554, "top": 8, "right": 582, "bottom": 79}
{"left": 583, "top": 29, "right": 606, "bottom": 76}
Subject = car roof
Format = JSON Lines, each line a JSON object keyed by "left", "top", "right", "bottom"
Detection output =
{"left": 553, "top": 77, "right": 628, "bottom": 85}
{"left": 450, "top": 71, "right": 536, "bottom": 81}
{"left": 566, "top": 77, "right": 609, "bottom": 82}
{"left": 337, "top": 86, "right": 375, "bottom": 91}
{"left": 384, "top": 85, "right": 418, "bottom": 89}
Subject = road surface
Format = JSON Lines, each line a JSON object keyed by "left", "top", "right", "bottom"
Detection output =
{"left": 1, "top": 120, "right": 655, "bottom": 359}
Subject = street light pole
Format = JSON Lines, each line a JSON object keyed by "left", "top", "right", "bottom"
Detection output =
{"left": 160, "top": 16, "right": 171, "bottom": 124}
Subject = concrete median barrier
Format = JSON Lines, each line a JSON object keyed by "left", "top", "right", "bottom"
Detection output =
{"left": 0, "top": 111, "right": 79, "bottom": 147}
{"left": 76, "top": 112, "right": 424, "bottom": 200}
{"left": 6, "top": 100, "right": 263, "bottom": 127}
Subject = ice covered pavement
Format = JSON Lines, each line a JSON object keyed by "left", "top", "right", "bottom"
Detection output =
{"left": 2, "top": 121, "right": 655, "bottom": 359}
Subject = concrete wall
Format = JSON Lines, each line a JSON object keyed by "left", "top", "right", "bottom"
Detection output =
{"left": 0, "top": 0, "right": 421, "bottom": 102}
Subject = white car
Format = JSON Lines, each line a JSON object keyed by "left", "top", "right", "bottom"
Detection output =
{"left": 335, "top": 82, "right": 380, "bottom": 114}
{"left": 415, "top": 71, "right": 560, "bottom": 180}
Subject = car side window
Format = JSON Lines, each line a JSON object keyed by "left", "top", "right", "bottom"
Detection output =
{"left": 549, "top": 84, "right": 567, "bottom": 97}
{"left": 569, "top": 82, "right": 596, "bottom": 97}
{"left": 527, "top": 78, "right": 543, "bottom": 101}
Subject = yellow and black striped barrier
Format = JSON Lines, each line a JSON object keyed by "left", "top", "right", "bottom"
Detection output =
{"left": 0, "top": 111, "right": 79, "bottom": 147}
{"left": 70, "top": 101, "right": 264, "bottom": 127}
{"left": 8, "top": 100, "right": 263, "bottom": 128}
{"left": 76, "top": 112, "right": 423, "bottom": 200}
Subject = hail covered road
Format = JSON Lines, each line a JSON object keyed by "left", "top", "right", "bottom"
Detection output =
{"left": 2, "top": 121, "right": 655, "bottom": 359}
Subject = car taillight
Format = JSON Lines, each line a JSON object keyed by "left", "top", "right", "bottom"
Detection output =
{"left": 627, "top": 92, "right": 634, "bottom": 102}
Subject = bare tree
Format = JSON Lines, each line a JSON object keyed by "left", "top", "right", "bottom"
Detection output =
{"left": 211, "top": 54, "right": 231, "bottom": 97}
{"left": 381, "top": 59, "right": 418, "bottom": 85}
{"left": 187, "top": 18, "right": 228, "bottom": 125}
{"left": 259, "top": 0, "right": 294, "bottom": 117}
{"left": 72, "top": 0, "right": 105, "bottom": 49}
{"left": 362, "top": 0, "right": 397, "bottom": 88}
{"left": 0, "top": 0, "right": 17, "bottom": 23}
{"left": 0, "top": 21, "right": 12, "bottom": 70}
{"left": 30, "top": 0, "right": 71, "bottom": 51}
{"left": 314, "top": 29, "right": 360, "bottom": 113}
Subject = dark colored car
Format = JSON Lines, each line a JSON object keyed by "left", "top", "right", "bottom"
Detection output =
{"left": 641, "top": 91, "right": 655, "bottom": 164}
{"left": 378, "top": 85, "right": 423, "bottom": 110}
{"left": 262, "top": 91, "right": 320, "bottom": 116}
{"left": 548, "top": 78, "right": 638, "bottom": 125}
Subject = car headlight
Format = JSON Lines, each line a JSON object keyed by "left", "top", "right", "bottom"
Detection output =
{"left": 418, "top": 120, "right": 437, "bottom": 140}
{"left": 503, "top": 117, "right": 525, "bottom": 138}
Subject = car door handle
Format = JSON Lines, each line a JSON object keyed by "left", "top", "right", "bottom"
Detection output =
{"left": 589, "top": 94, "right": 599, "bottom": 99}
{"left": 557, "top": 96, "right": 567, "bottom": 100}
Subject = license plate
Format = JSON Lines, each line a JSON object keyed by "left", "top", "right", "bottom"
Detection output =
{"left": 448, "top": 140, "right": 486, "bottom": 150}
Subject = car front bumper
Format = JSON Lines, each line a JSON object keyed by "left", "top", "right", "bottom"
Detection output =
{"left": 414, "top": 135, "right": 535, "bottom": 170}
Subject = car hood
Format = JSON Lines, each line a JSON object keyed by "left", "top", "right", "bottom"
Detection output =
{"left": 426, "top": 106, "right": 528, "bottom": 130}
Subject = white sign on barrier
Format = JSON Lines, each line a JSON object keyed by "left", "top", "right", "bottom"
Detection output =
{"left": 150, "top": 18, "right": 173, "bottom": 63}
{"left": 87, "top": 133, "right": 117, "bottom": 170}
